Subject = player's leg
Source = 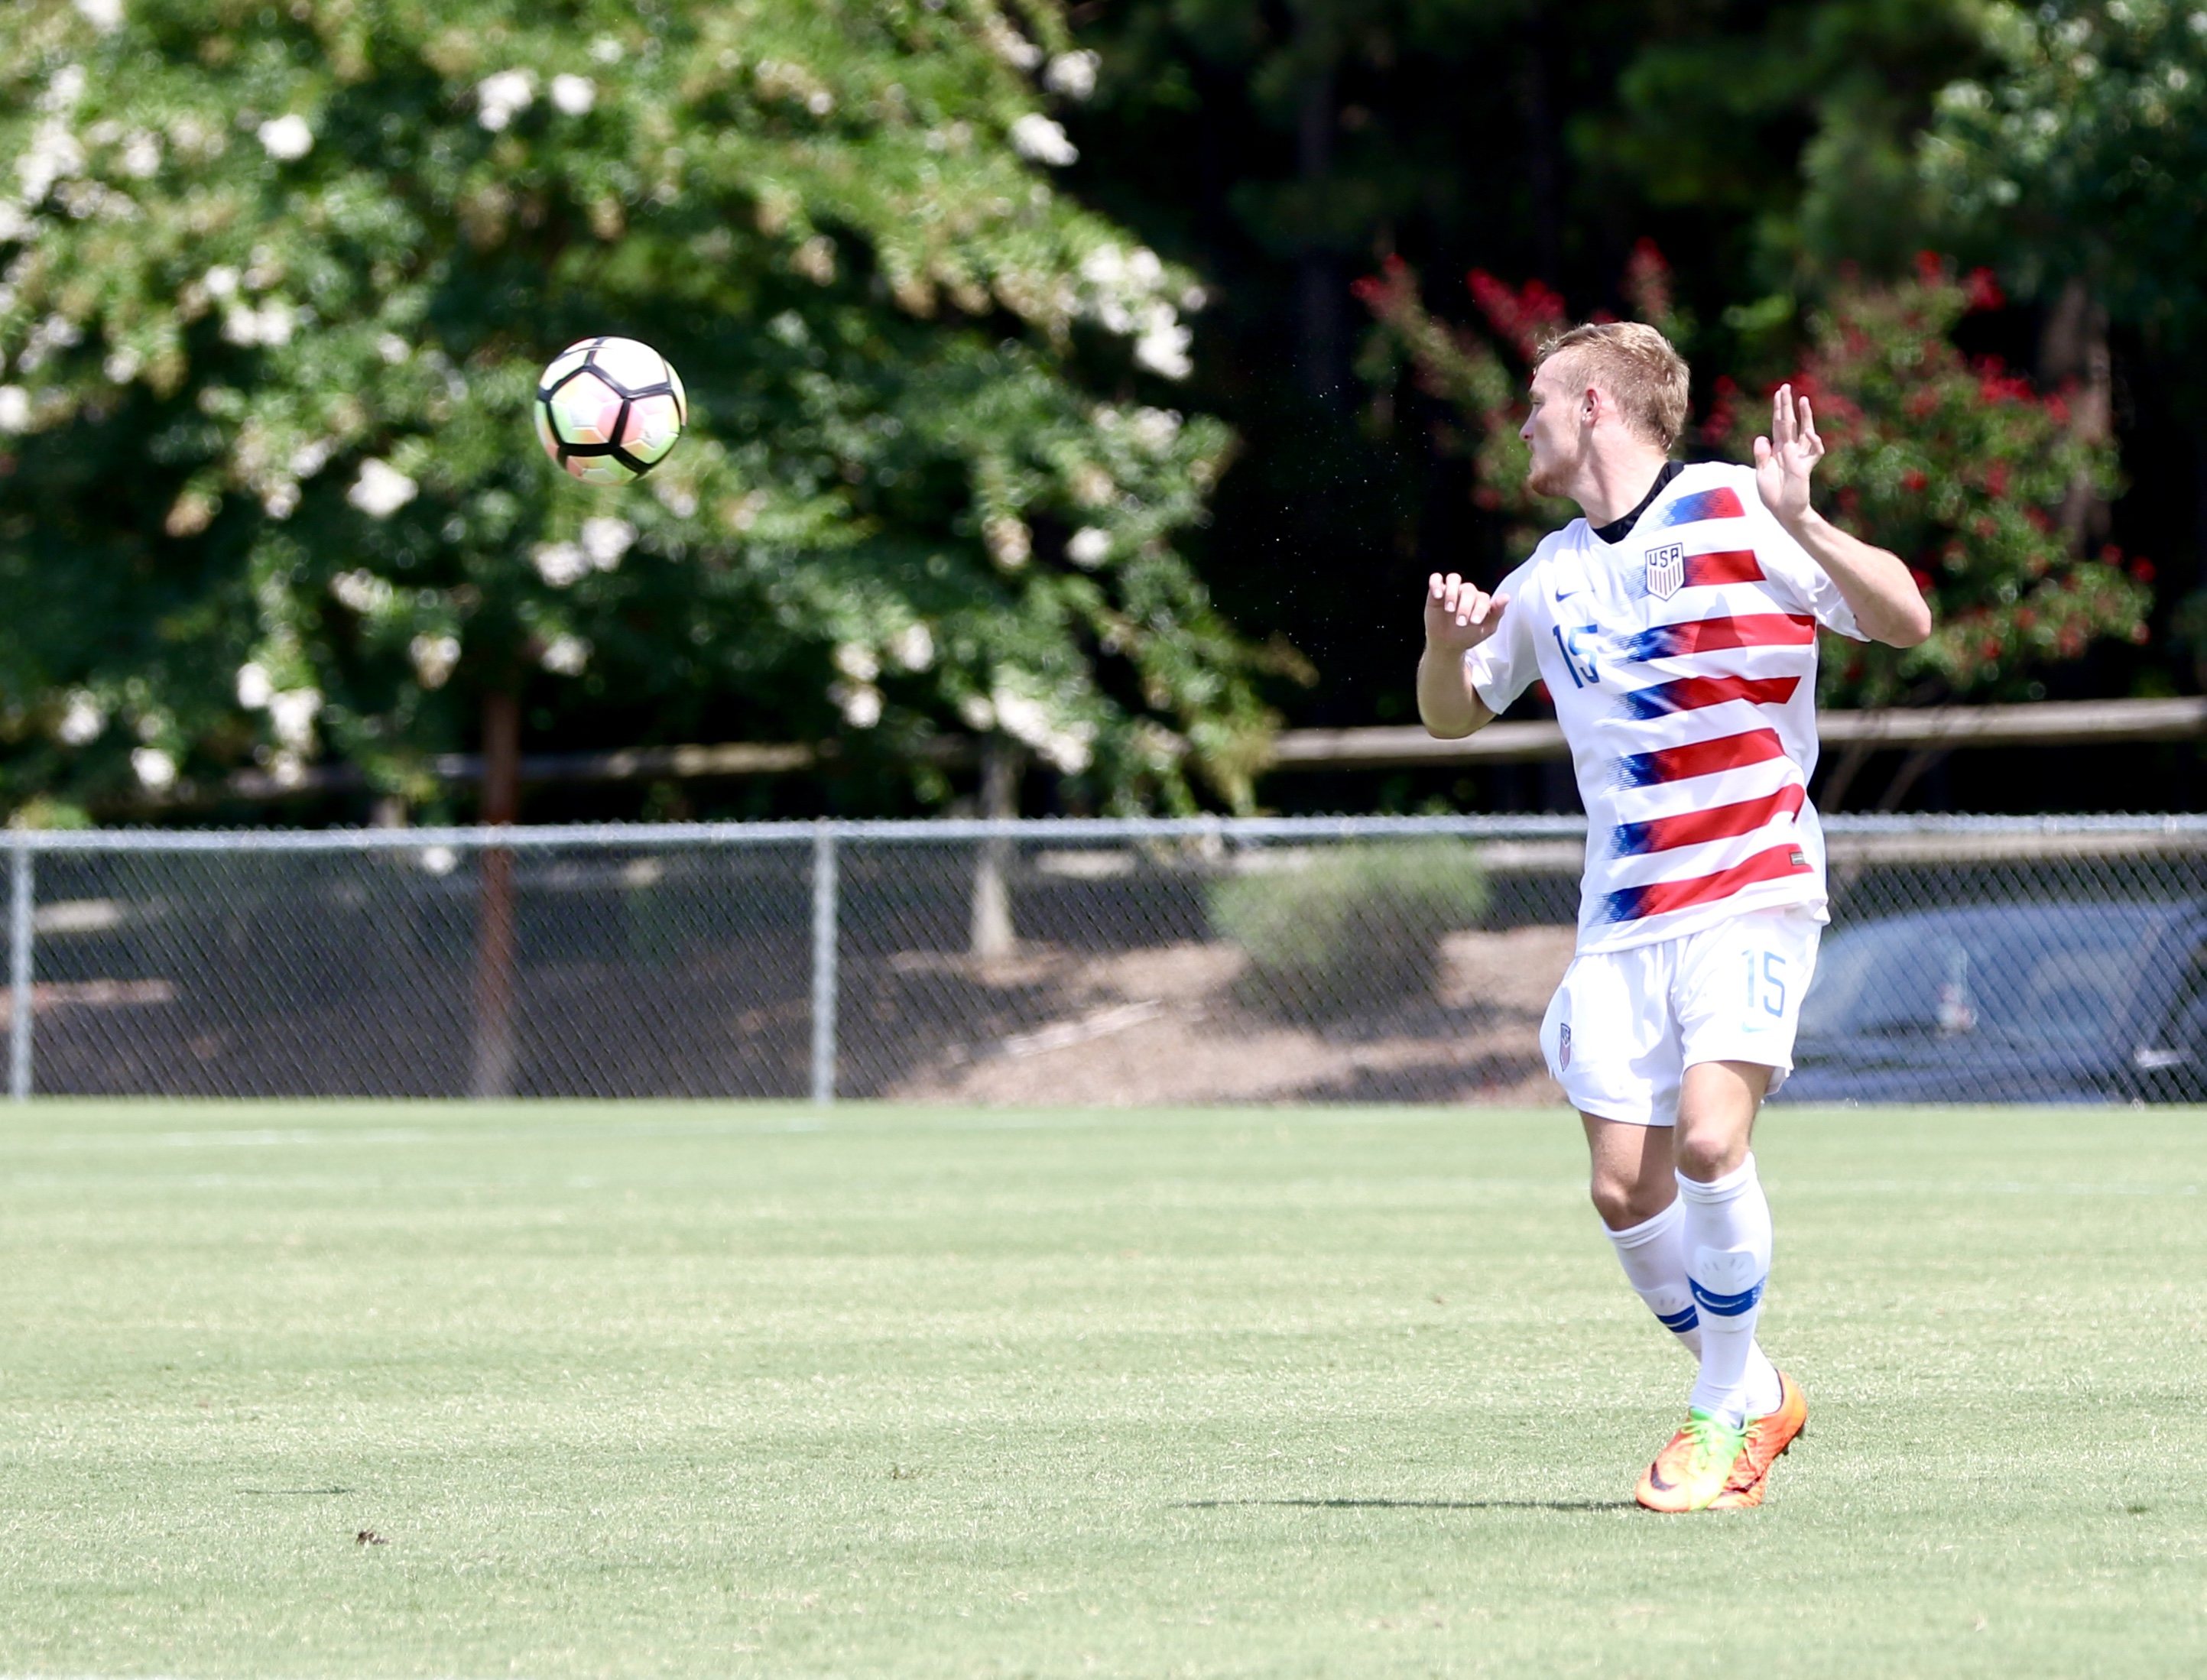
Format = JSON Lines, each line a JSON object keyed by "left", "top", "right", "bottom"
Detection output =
{"left": 1672, "top": 1058, "right": 1779, "bottom": 1425}
{"left": 1582, "top": 1114, "right": 1701, "bottom": 1357}
{"left": 1673, "top": 910, "right": 1824, "bottom": 1504}
{"left": 1547, "top": 942, "right": 1769, "bottom": 1510}
{"left": 1546, "top": 944, "right": 1748, "bottom": 1511}
{"left": 1543, "top": 950, "right": 1696, "bottom": 1353}
{"left": 1675, "top": 1066, "right": 1806, "bottom": 1508}
{"left": 1596, "top": 1065, "right": 1760, "bottom": 1513}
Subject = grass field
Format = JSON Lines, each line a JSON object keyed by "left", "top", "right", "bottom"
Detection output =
{"left": 3, "top": 1101, "right": 2205, "bottom": 1678}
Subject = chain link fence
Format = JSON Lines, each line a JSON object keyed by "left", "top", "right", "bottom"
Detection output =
{"left": 9, "top": 815, "right": 2207, "bottom": 1105}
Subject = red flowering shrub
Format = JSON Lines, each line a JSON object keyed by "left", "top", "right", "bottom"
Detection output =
{"left": 1351, "top": 257, "right": 1576, "bottom": 562}
{"left": 1712, "top": 260, "right": 2148, "bottom": 705}
{"left": 1358, "top": 248, "right": 2148, "bottom": 708}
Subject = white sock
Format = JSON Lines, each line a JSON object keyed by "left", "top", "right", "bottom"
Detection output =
{"left": 1678, "top": 1153, "right": 1782, "bottom": 1426}
{"left": 1604, "top": 1199, "right": 1702, "bottom": 1358}
{"left": 1605, "top": 1202, "right": 1783, "bottom": 1406}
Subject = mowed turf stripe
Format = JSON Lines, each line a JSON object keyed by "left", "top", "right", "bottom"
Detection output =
{"left": 2, "top": 1102, "right": 2205, "bottom": 1677}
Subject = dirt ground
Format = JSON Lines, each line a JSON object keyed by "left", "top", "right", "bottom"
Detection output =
{"left": 885, "top": 925, "right": 1578, "bottom": 1106}
{"left": 27, "top": 912, "right": 1577, "bottom": 1104}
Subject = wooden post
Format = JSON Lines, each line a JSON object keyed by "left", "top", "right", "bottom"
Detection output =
{"left": 470, "top": 690, "right": 520, "bottom": 1098}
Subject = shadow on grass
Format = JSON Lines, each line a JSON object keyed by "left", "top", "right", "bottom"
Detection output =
{"left": 236, "top": 1487, "right": 354, "bottom": 1497}
{"left": 1174, "top": 1498, "right": 1637, "bottom": 1513}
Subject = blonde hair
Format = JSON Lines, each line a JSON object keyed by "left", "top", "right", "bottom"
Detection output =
{"left": 1534, "top": 321, "right": 1690, "bottom": 452}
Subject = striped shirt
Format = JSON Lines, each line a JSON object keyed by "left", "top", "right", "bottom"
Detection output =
{"left": 1463, "top": 462, "right": 1865, "bottom": 954}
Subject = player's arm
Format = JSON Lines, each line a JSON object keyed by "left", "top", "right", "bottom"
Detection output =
{"left": 1755, "top": 384, "right": 1933, "bottom": 648}
{"left": 1417, "top": 572, "right": 1508, "bottom": 738}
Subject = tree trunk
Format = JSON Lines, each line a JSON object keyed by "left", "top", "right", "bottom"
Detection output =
{"left": 1517, "top": 19, "right": 1563, "bottom": 289}
{"left": 1817, "top": 739, "right": 1874, "bottom": 813}
{"left": 2040, "top": 278, "right": 2113, "bottom": 550}
{"left": 1295, "top": 62, "right": 1341, "bottom": 405}
{"left": 969, "top": 742, "right": 1018, "bottom": 961}
{"left": 469, "top": 689, "right": 521, "bottom": 1099}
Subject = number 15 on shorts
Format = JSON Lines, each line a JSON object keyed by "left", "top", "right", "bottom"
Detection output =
{"left": 1748, "top": 951, "right": 1787, "bottom": 1021}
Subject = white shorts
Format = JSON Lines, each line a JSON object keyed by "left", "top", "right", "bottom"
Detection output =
{"left": 1539, "top": 908, "right": 1822, "bottom": 1128}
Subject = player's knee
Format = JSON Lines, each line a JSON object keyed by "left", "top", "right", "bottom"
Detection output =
{"left": 1672, "top": 1125, "right": 1744, "bottom": 1183}
{"left": 1589, "top": 1169, "right": 1667, "bottom": 1231}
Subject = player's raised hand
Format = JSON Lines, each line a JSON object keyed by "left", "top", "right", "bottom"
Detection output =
{"left": 1754, "top": 382, "right": 1825, "bottom": 528}
{"left": 1425, "top": 572, "right": 1508, "bottom": 653}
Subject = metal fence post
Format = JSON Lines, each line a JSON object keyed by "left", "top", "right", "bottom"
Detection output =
{"left": 10, "top": 837, "right": 32, "bottom": 1102}
{"left": 969, "top": 743, "right": 1018, "bottom": 958}
{"left": 810, "top": 823, "right": 839, "bottom": 1105}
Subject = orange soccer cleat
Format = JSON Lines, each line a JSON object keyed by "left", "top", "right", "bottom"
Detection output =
{"left": 1708, "top": 1370, "right": 1808, "bottom": 1510}
{"left": 1634, "top": 1409, "right": 1748, "bottom": 1513}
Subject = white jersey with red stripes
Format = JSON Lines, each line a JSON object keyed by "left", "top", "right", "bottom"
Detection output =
{"left": 1464, "top": 462, "right": 1865, "bottom": 955}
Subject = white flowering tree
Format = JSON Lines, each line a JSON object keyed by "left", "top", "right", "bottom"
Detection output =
{"left": 0, "top": 0, "right": 1276, "bottom": 821}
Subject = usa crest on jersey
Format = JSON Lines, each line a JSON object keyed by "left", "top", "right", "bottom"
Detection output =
{"left": 1645, "top": 542, "right": 1685, "bottom": 601}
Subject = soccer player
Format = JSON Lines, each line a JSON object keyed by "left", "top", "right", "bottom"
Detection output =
{"left": 1417, "top": 323, "right": 1932, "bottom": 1511}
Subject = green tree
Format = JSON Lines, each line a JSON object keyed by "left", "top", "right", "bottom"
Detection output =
{"left": 1058, "top": 2, "right": 2003, "bottom": 754}
{"left": 1915, "top": 1, "right": 2207, "bottom": 689}
{"left": 1589, "top": 0, "right": 1988, "bottom": 287}
{"left": 0, "top": 0, "right": 1280, "bottom": 822}
{"left": 1920, "top": 0, "right": 2207, "bottom": 347}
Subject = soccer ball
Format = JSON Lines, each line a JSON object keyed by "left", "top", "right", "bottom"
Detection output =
{"left": 533, "top": 336, "right": 688, "bottom": 486}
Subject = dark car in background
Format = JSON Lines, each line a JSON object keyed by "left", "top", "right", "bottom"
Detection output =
{"left": 1777, "top": 900, "right": 2207, "bottom": 1104}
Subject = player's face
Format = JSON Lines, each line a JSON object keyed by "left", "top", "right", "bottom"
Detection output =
{"left": 1521, "top": 358, "right": 1587, "bottom": 498}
